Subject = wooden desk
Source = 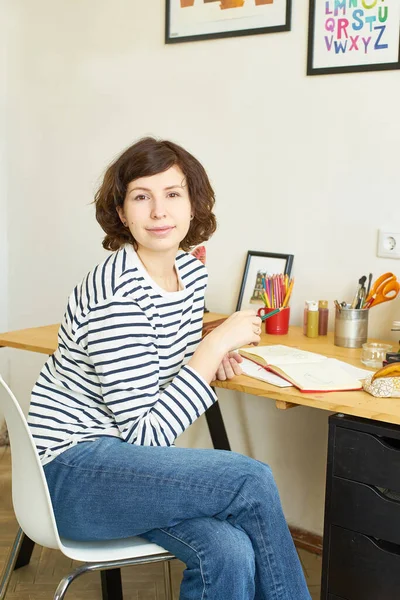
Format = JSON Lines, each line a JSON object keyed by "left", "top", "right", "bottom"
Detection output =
{"left": 215, "top": 328, "right": 400, "bottom": 426}
{"left": 2, "top": 317, "right": 398, "bottom": 426}
{"left": 0, "top": 323, "right": 59, "bottom": 355}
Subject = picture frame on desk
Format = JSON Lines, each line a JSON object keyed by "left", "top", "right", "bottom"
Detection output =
{"left": 236, "top": 250, "right": 294, "bottom": 312}
{"left": 165, "top": 0, "right": 292, "bottom": 45}
{"left": 307, "top": 0, "right": 400, "bottom": 76}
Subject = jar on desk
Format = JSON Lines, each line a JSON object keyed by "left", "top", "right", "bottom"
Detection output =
{"left": 334, "top": 307, "right": 369, "bottom": 348}
{"left": 361, "top": 342, "right": 392, "bottom": 368}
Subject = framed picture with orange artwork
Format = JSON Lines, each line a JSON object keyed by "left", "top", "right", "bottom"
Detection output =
{"left": 165, "top": 0, "right": 292, "bottom": 44}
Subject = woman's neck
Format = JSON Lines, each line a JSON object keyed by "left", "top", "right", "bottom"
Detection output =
{"left": 136, "top": 247, "right": 181, "bottom": 292}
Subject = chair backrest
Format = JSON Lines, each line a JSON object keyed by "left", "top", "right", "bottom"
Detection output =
{"left": 0, "top": 375, "right": 62, "bottom": 550}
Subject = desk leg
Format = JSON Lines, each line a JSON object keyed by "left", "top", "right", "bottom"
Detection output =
{"left": 13, "top": 532, "right": 35, "bottom": 569}
{"left": 101, "top": 568, "right": 123, "bottom": 600}
{"left": 205, "top": 398, "right": 231, "bottom": 451}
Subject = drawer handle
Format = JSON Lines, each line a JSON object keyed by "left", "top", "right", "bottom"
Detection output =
{"left": 368, "top": 536, "right": 400, "bottom": 556}
{"left": 376, "top": 486, "right": 400, "bottom": 503}
{"left": 379, "top": 436, "right": 400, "bottom": 451}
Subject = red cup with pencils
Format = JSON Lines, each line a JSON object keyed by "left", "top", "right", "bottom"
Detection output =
{"left": 258, "top": 274, "right": 294, "bottom": 335}
{"left": 258, "top": 306, "right": 291, "bottom": 334}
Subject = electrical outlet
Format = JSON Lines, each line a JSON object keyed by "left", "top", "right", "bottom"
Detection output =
{"left": 377, "top": 230, "right": 400, "bottom": 259}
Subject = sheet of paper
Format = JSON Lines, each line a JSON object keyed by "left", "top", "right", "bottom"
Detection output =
{"left": 275, "top": 360, "right": 362, "bottom": 392}
{"left": 327, "top": 359, "right": 374, "bottom": 381}
{"left": 240, "top": 344, "right": 327, "bottom": 365}
{"left": 240, "top": 357, "right": 292, "bottom": 388}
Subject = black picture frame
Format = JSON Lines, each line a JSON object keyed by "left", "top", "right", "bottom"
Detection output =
{"left": 236, "top": 250, "right": 294, "bottom": 312}
{"left": 165, "top": 0, "right": 292, "bottom": 45}
{"left": 307, "top": 0, "right": 400, "bottom": 76}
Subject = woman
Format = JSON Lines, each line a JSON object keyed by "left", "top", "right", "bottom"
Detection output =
{"left": 28, "top": 137, "right": 310, "bottom": 599}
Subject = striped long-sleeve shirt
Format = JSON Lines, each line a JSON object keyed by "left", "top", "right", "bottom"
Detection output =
{"left": 28, "top": 244, "right": 217, "bottom": 465}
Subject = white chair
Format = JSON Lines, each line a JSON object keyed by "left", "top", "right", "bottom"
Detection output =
{"left": 0, "top": 375, "right": 175, "bottom": 600}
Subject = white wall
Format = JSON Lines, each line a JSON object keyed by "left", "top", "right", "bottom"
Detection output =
{"left": 0, "top": 0, "right": 12, "bottom": 386}
{"left": 5, "top": 0, "right": 400, "bottom": 534}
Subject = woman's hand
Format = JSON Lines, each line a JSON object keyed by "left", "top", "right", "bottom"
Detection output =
{"left": 188, "top": 310, "right": 261, "bottom": 385}
{"left": 209, "top": 310, "right": 262, "bottom": 355}
{"left": 214, "top": 351, "right": 243, "bottom": 381}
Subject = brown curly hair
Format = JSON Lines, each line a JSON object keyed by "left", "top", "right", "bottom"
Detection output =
{"left": 94, "top": 137, "right": 217, "bottom": 252}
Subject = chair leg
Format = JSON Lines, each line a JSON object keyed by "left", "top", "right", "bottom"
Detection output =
{"left": 54, "top": 556, "right": 173, "bottom": 600}
{"left": 100, "top": 568, "right": 123, "bottom": 600}
{"left": 54, "top": 563, "right": 88, "bottom": 600}
{"left": 163, "top": 560, "right": 174, "bottom": 600}
{"left": 0, "top": 528, "right": 26, "bottom": 600}
{"left": 55, "top": 563, "right": 114, "bottom": 600}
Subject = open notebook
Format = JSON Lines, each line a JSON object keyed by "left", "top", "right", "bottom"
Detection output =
{"left": 238, "top": 345, "right": 364, "bottom": 393}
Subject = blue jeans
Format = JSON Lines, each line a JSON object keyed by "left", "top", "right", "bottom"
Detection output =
{"left": 44, "top": 438, "right": 310, "bottom": 600}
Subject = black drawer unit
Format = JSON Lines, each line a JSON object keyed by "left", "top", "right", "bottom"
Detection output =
{"left": 334, "top": 428, "right": 400, "bottom": 492}
{"left": 321, "top": 414, "right": 400, "bottom": 600}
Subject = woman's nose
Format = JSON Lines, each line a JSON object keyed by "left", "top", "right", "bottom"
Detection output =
{"left": 150, "top": 198, "right": 167, "bottom": 219}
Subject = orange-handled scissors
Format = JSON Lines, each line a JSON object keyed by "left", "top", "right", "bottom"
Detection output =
{"left": 363, "top": 272, "right": 400, "bottom": 309}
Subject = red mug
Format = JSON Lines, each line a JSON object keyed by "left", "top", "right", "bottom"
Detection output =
{"left": 257, "top": 307, "right": 290, "bottom": 335}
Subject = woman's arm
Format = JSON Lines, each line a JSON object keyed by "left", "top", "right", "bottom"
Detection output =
{"left": 86, "top": 305, "right": 260, "bottom": 447}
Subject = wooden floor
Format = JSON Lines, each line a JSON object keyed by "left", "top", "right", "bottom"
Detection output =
{"left": 0, "top": 446, "right": 321, "bottom": 599}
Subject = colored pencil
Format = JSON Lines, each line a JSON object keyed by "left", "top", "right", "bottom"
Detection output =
{"left": 261, "top": 275, "right": 294, "bottom": 309}
{"left": 281, "top": 278, "right": 294, "bottom": 309}
{"left": 261, "top": 308, "right": 281, "bottom": 321}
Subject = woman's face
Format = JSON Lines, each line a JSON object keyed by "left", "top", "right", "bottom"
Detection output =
{"left": 118, "top": 165, "right": 192, "bottom": 255}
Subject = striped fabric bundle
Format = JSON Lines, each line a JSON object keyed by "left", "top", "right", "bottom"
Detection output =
{"left": 28, "top": 244, "right": 217, "bottom": 465}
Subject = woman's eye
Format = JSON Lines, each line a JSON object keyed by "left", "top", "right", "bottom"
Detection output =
{"left": 134, "top": 195, "right": 148, "bottom": 201}
{"left": 168, "top": 192, "right": 179, "bottom": 198}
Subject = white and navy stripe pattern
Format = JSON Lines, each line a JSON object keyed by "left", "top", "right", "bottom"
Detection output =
{"left": 28, "top": 244, "right": 217, "bottom": 465}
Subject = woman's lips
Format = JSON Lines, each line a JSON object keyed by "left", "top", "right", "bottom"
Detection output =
{"left": 146, "top": 226, "right": 175, "bottom": 237}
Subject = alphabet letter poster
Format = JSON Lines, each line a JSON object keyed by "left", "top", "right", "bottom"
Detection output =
{"left": 308, "top": 0, "right": 400, "bottom": 74}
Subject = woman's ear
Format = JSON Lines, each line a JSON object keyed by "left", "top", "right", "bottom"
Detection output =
{"left": 116, "top": 206, "right": 128, "bottom": 227}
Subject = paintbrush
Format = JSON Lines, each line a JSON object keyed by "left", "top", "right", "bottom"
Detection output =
{"left": 351, "top": 275, "right": 367, "bottom": 309}
{"left": 356, "top": 275, "right": 367, "bottom": 309}
{"left": 366, "top": 273, "right": 373, "bottom": 298}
